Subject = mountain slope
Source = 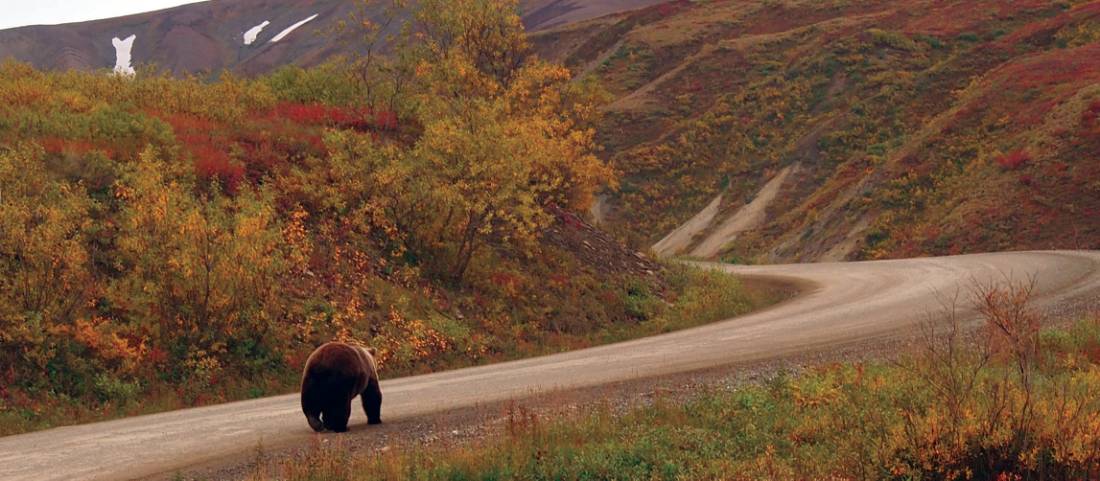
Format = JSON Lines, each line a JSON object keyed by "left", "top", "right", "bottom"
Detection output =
{"left": 0, "top": 0, "right": 667, "bottom": 76}
{"left": 5, "top": 0, "right": 1098, "bottom": 263}
{"left": 532, "top": 0, "right": 1100, "bottom": 261}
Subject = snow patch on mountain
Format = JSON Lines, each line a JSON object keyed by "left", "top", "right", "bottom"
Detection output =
{"left": 243, "top": 21, "right": 271, "bottom": 45}
{"left": 269, "top": 14, "right": 319, "bottom": 43}
{"left": 112, "top": 34, "right": 136, "bottom": 76}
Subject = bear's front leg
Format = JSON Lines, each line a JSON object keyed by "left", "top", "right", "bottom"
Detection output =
{"left": 305, "top": 413, "right": 325, "bottom": 432}
{"left": 323, "top": 402, "right": 352, "bottom": 432}
{"left": 301, "top": 389, "right": 325, "bottom": 432}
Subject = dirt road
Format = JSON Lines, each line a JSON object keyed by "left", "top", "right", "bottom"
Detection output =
{"left": 2, "top": 251, "right": 1099, "bottom": 481}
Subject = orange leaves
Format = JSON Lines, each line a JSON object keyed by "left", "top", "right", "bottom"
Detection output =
{"left": 371, "top": 306, "right": 455, "bottom": 370}
{"left": 111, "top": 151, "right": 291, "bottom": 376}
{"left": 60, "top": 318, "right": 148, "bottom": 376}
{"left": 0, "top": 74, "right": 50, "bottom": 107}
{"left": 37, "top": 137, "right": 114, "bottom": 158}
{"left": 283, "top": 206, "right": 313, "bottom": 268}
{"left": 884, "top": 283, "right": 1100, "bottom": 480}
{"left": 0, "top": 145, "right": 93, "bottom": 322}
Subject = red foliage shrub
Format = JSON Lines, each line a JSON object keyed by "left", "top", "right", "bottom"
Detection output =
{"left": 301, "top": 134, "right": 326, "bottom": 154}
{"left": 234, "top": 130, "right": 280, "bottom": 175}
{"left": 996, "top": 150, "right": 1030, "bottom": 171}
{"left": 152, "top": 104, "right": 397, "bottom": 193}
{"left": 160, "top": 113, "right": 243, "bottom": 192}
{"left": 373, "top": 110, "right": 399, "bottom": 131}
{"left": 192, "top": 144, "right": 244, "bottom": 193}
{"left": 1082, "top": 99, "right": 1100, "bottom": 125}
{"left": 273, "top": 103, "right": 329, "bottom": 124}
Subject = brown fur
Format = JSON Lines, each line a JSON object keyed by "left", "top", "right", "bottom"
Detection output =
{"left": 300, "top": 342, "right": 382, "bottom": 432}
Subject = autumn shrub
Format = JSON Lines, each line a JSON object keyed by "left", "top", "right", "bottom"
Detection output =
{"left": 0, "top": 145, "right": 96, "bottom": 393}
{"left": 191, "top": 144, "right": 246, "bottom": 192}
{"left": 110, "top": 150, "right": 292, "bottom": 386}
{"left": 263, "top": 64, "right": 366, "bottom": 106}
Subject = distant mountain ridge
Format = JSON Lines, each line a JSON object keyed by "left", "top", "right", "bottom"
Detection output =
{"left": 0, "top": 0, "right": 667, "bottom": 76}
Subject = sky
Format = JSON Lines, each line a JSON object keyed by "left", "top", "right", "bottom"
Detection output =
{"left": 0, "top": 1, "right": 209, "bottom": 30}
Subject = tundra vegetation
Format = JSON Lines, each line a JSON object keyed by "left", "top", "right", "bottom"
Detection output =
{"left": 251, "top": 284, "right": 1100, "bottom": 481}
{"left": 535, "top": 0, "right": 1100, "bottom": 260}
{"left": 0, "top": 0, "right": 772, "bottom": 434}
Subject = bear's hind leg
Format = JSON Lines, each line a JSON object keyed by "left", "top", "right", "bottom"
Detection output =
{"left": 362, "top": 378, "right": 383, "bottom": 425}
{"left": 322, "top": 400, "right": 352, "bottom": 433}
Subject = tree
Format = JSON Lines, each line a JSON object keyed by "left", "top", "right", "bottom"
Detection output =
{"left": 413, "top": 0, "right": 530, "bottom": 87}
{"left": 411, "top": 61, "right": 610, "bottom": 282}
{"left": 339, "top": 0, "right": 614, "bottom": 283}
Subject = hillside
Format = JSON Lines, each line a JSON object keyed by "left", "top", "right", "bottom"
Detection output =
{"left": 533, "top": 0, "right": 1100, "bottom": 262}
{"left": 0, "top": 0, "right": 667, "bottom": 76}
{"left": 0, "top": 0, "right": 780, "bottom": 435}
{"left": 7, "top": 0, "right": 1094, "bottom": 263}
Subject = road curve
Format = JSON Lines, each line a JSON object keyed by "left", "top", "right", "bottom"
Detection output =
{"left": 2, "top": 251, "right": 1099, "bottom": 481}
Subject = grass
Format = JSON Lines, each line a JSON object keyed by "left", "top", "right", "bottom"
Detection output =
{"left": 0, "top": 266, "right": 779, "bottom": 436}
{"left": 583, "top": 264, "right": 791, "bottom": 347}
{"left": 248, "top": 283, "right": 1100, "bottom": 481}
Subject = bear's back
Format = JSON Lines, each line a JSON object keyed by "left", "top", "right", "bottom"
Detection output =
{"left": 302, "top": 342, "right": 369, "bottom": 393}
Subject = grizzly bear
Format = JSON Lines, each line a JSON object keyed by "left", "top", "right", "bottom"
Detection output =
{"left": 300, "top": 342, "right": 382, "bottom": 432}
